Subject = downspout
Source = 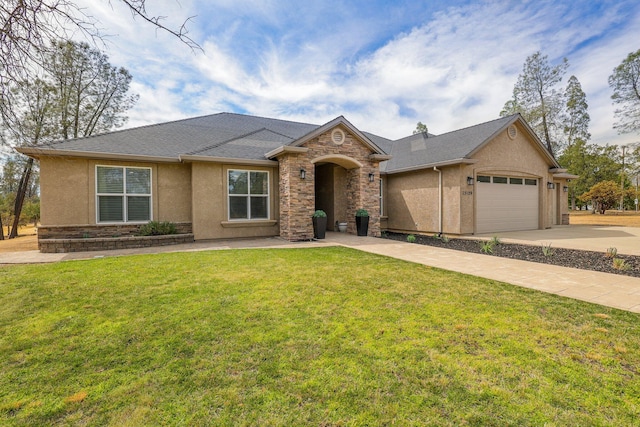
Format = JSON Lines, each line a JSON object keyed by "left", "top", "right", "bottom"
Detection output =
{"left": 433, "top": 166, "right": 443, "bottom": 236}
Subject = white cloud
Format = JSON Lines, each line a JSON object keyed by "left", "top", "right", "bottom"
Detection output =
{"left": 72, "top": 0, "right": 640, "bottom": 147}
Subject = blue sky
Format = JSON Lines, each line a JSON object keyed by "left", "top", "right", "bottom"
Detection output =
{"left": 79, "top": 0, "right": 640, "bottom": 146}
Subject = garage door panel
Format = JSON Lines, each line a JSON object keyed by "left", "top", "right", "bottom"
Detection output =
{"left": 476, "top": 179, "right": 538, "bottom": 233}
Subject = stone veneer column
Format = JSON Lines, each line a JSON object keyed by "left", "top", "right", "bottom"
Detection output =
{"left": 346, "top": 165, "right": 381, "bottom": 237}
{"left": 278, "top": 153, "right": 315, "bottom": 240}
{"left": 276, "top": 126, "right": 385, "bottom": 240}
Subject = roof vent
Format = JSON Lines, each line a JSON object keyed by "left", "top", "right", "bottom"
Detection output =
{"left": 507, "top": 125, "right": 517, "bottom": 140}
{"left": 331, "top": 129, "right": 345, "bottom": 145}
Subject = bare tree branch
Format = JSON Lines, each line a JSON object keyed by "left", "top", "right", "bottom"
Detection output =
{"left": 1, "top": 0, "right": 200, "bottom": 130}
{"left": 118, "top": 0, "right": 201, "bottom": 51}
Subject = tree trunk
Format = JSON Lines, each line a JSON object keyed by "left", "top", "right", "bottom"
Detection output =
{"left": 9, "top": 157, "right": 34, "bottom": 238}
{"left": 0, "top": 213, "right": 4, "bottom": 240}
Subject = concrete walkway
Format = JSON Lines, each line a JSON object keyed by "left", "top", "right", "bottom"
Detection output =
{"left": 2, "top": 232, "right": 640, "bottom": 314}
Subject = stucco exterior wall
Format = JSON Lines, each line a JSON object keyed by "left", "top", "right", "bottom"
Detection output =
{"left": 156, "top": 163, "right": 193, "bottom": 222}
{"left": 190, "top": 162, "right": 279, "bottom": 240}
{"left": 39, "top": 157, "right": 91, "bottom": 226}
{"left": 38, "top": 157, "right": 192, "bottom": 227}
{"left": 385, "top": 166, "right": 461, "bottom": 234}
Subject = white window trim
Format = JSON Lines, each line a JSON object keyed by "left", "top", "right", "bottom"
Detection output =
{"left": 95, "top": 165, "right": 153, "bottom": 224}
{"left": 227, "top": 169, "right": 270, "bottom": 221}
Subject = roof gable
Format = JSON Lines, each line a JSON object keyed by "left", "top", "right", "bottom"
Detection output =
{"left": 289, "top": 116, "right": 387, "bottom": 155}
{"left": 382, "top": 114, "right": 559, "bottom": 173}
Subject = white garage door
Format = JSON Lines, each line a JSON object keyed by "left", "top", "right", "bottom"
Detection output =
{"left": 476, "top": 175, "right": 539, "bottom": 234}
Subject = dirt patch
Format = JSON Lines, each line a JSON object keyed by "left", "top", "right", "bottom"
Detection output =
{"left": 570, "top": 211, "right": 640, "bottom": 227}
{"left": 384, "top": 232, "right": 640, "bottom": 278}
{"left": 0, "top": 226, "right": 38, "bottom": 253}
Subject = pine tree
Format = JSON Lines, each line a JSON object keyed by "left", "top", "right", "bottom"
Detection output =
{"left": 501, "top": 51, "right": 569, "bottom": 157}
{"left": 563, "top": 75, "right": 591, "bottom": 147}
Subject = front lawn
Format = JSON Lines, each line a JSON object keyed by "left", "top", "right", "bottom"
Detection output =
{"left": 1, "top": 247, "right": 639, "bottom": 425}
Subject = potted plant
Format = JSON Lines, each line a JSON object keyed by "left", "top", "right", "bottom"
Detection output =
{"left": 355, "top": 208, "right": 369, "bottom": 236}
{"left": 312, "top": 210, "right": 327, "bottom": 239}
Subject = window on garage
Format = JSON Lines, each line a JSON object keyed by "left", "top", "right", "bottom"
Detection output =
{"left": 493, "top": 176, "right": 508, "bottom": 184}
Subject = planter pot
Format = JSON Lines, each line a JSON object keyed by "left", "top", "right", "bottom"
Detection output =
{"left": 338, "top": 222, "right": 348, "bottom": 233}
{"left": 312, "top": 216, "right": 327, "bottom": 239}
{"left": 356, "top": 216, "right": 369, "bottom": 236}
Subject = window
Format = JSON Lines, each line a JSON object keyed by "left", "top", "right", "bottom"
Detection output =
{"left": 379, "top": 178, "right": 384, "bottom": 216}
{"left": 510, "top": 177, "right": 523, "bottom": 185}
{"left": 228, "top": 170, "right": 269, "bottom": 220}
{"left": 493, "top": 176, "right": 508, "bottom": 184}
{"left": 525, "top": 178, "right": 537, "bottom": 186}
{"left": 477, "top": 175, "right": 491, "bottom": 183}
{"left": 96, "top": 166, "right": 151, "bottom": 223}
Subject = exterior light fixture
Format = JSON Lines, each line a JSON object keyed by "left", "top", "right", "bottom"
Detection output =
{"left": 368, "top": 173, "right": 375, "bottom": 182}
{"left": 563, "top": 186, "right": 569, "bottom": 192}
{"left": 547, "top": 182, "right": 555, "bottom": 189}
{"left": 300, "top": 168, "right": 306, "bottom": 180}
{"left": 467, "top": 176, "right": 474, "bottom": 185}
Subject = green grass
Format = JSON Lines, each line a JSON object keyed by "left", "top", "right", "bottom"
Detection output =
{"left": 1, "top": 247, "right": 639, "bottom": 426}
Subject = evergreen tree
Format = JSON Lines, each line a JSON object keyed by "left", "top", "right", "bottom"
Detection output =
{"left": 413, "top": 122, "right": 429, "bottom": 135}
{"left": 501, "top": 51, "right": 569, "bottom": 157}
{"left": 609, "top": 49, "right": 640, "bottom": 135}
{"left": 563, "top": 75, "right": 591, "bottom": 147}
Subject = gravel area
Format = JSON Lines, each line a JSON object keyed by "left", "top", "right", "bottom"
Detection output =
{"left": 383, "top": 232, "right": 640, "bottom": 278}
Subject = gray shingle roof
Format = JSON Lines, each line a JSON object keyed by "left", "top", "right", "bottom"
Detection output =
{"left": 38, "top": 113, "right": 319, "bottom": 160}
{"left": 380, "top": 115, "right": 519, "bottom": 173}
{"left": 23, "top": 111, "right": 556, "bottom": 171}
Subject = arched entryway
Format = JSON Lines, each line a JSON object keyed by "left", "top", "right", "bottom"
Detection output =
{"left": 312, "top": 155, "right": 363, "bottom": 233}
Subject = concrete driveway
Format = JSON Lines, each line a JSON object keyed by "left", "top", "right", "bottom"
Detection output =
{"left": 476, "top": 225, "right": 640, "bottom": 256}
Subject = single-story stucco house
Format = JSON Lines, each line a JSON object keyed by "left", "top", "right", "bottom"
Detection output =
{"left": 17, "top": 112, "right": 576, "bottom": 252}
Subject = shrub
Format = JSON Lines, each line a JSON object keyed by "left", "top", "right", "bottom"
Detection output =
{"left": 612, "top": 258, "right": 631, "bottom": 271}
{"left": 407, "top": 234, "right": 416, "bottom": 243}
{"left": 490, "top": 236, "right": 501, "bottom": 246}
{"left": 605, "top": 247, "right": 618, "bottom": 259}
{"left": 312, "top": 210, "right": 327, "bottom": 218}
{"left": 355, "top": 208, "right": 369, "bottom": 217}
{"left": 479, "top": 240, "right": 495, "bottom": 254}
{"left": 139, "top": 221, "right": 177, "bottom": 236}
{"left": 541, "top": 243, "right": 554, "bottom": 257}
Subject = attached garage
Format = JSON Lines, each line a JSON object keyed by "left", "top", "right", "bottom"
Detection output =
{"left": 476, "top": 175, "right": 539, "bottom": 233}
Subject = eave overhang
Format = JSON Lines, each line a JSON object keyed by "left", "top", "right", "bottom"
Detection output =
{"left": 370, "top": 154, "right": 393, "bottom": 162}
{"left": 180, "top": 154, "right": 278, "bottom": 166}
{"left": 385, "top": 158, "right": 477, "bottom": 175}
{"left": 15, "top": 146, "right": 181, "bottom": 163}
{"left": 552, "top": 172, "right": 579, "bottom": 180}
{"left": 264, "top": 146, "right": 309, "bottom": 159}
